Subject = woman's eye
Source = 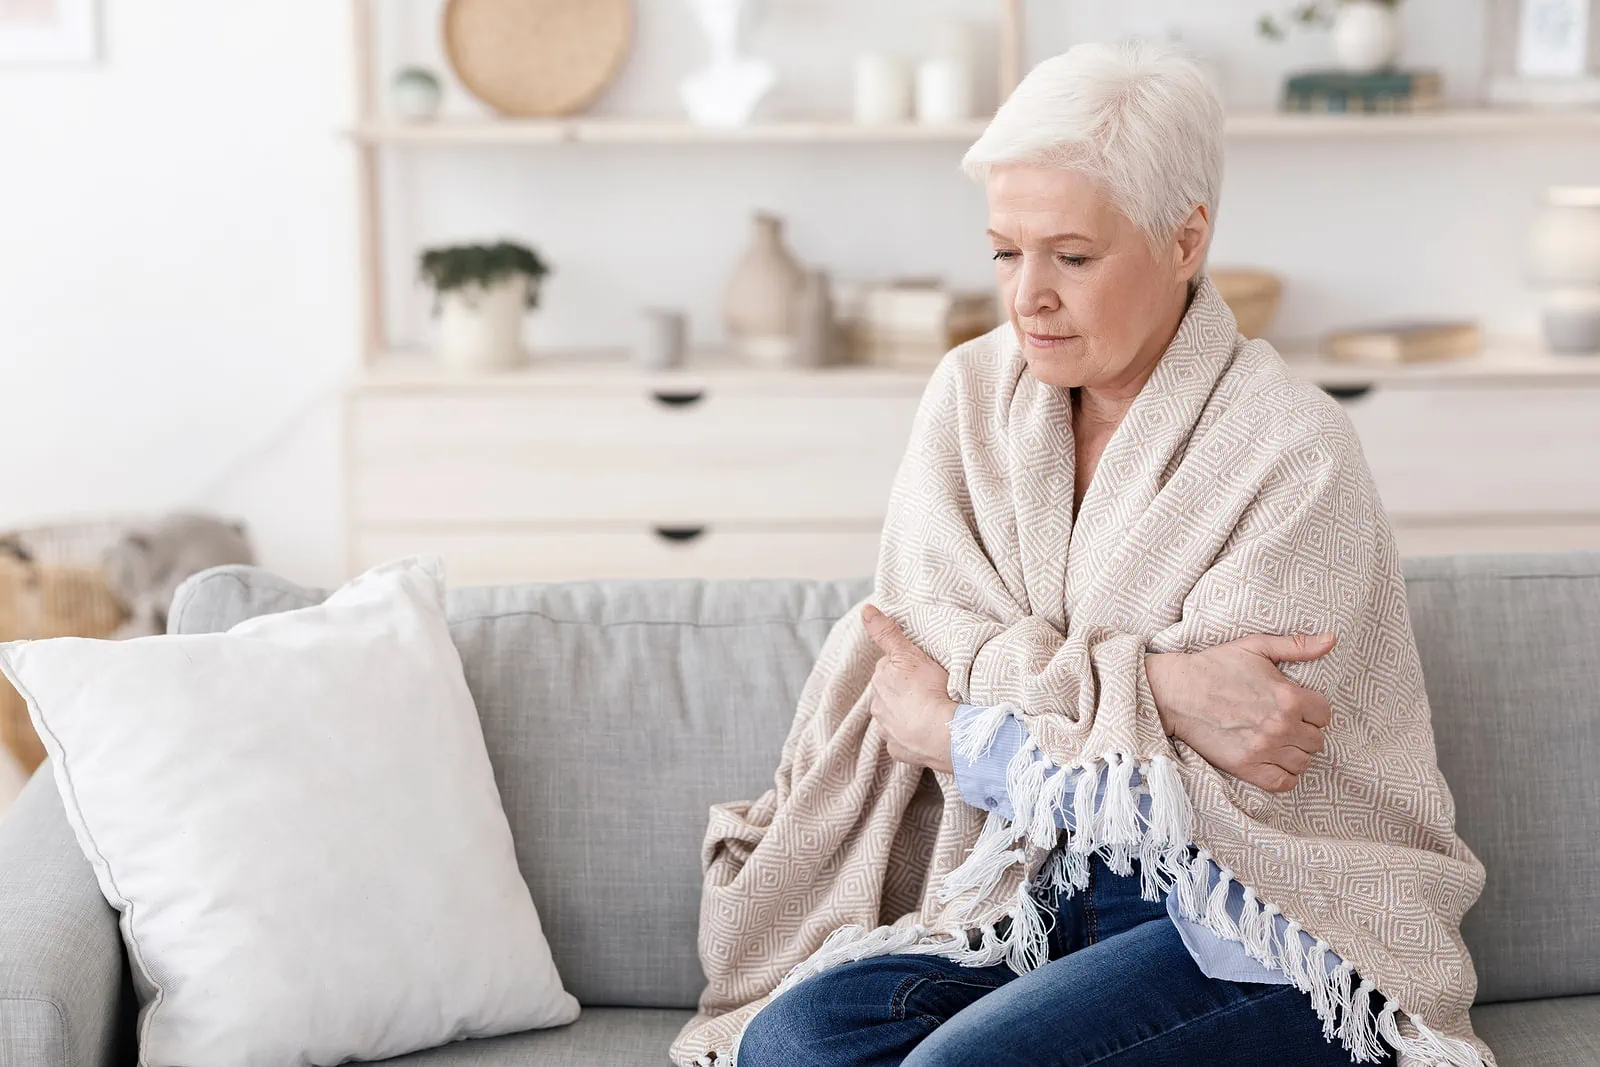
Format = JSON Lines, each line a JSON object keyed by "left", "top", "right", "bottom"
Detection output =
{"left": 991, "top": 250, "right": 1018, "bottom": 262}
{"left": 1059, "top": 255, "right": 1088, "bottom": 267}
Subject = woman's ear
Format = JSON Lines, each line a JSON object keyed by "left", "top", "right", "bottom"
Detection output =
{"left": 1173, "top": 204, "right": 1211, "bottom": 283}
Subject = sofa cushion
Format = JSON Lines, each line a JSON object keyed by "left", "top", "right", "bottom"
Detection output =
{"left": 1470, "top": 996, "right": 1600, "bottom": 1066}
{"left": 371, "top": 1008, "right": 693, "bottom": 1067}
{"left": 169, "top": 567, "right": 872, "bottom": 1011}
{"left": 1405, "top": 553, "right": 1600, "bottom": 1003}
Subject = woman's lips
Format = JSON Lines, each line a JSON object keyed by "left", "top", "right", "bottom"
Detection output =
{"left": 1025, "top": 332, "right": 1077, "bottom": 349}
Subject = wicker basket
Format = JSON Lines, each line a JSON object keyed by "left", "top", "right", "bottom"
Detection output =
{"left": 0, "top": 519, "right": 131, "bottom": 774}
{"left": 1209, "top": 269, "right": 1285, "bottom": 340}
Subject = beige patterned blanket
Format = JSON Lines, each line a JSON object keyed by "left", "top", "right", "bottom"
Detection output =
{"left": 670, "top": 278, "right": 1489, "bottom": 1067}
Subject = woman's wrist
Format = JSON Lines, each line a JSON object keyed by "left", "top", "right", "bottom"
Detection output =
{"left": 1145, "top": 652, "right": 1191, "bottom": 741}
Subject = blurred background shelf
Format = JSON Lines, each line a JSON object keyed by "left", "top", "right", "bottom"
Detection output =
{"left": 350, "top": 109, "right": 1600, "bottom": 146}
{"left": 356, "top": 341, "right": 1600, "bottom": 393}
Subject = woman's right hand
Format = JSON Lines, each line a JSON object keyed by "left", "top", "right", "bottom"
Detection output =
{"left": 1145, "top": 634, "right": 1336, "bottom": 794}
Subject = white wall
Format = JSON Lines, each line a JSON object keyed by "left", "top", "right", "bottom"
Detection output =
{"left": 1, "top": 0, "right": 1597, "bottom": 590}
{"left": 0, "top": 0, "right": 356, "bottom": 586}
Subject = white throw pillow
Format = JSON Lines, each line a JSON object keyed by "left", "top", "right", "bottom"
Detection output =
{"left": 0, "top": 556, "right": 579, "bottom": 1067}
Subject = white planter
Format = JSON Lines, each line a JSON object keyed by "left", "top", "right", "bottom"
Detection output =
{"left": 1332, "top": 1, "right": 1401, "bottom": 74}
{"left": 437, "top": 275, "right": 530, "bottom": 373}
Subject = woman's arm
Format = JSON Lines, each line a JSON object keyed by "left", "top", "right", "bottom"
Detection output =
{"left": 863, "top": 604, "right": 1332, "bottom": 793}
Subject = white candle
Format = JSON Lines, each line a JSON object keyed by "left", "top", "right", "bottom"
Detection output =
{"left": 854, "top": 54, "right": 912, "bottom": 124}
{"left": 915, "top": 56, "right": 973, "bottom": 123}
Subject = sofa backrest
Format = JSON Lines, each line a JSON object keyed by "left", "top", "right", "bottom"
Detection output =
{"left": 1401, "top": 553, "right": 1600, "bottom": 1003}
{"left": 169, "top": 552, "right": 1600, "bottom": 1010}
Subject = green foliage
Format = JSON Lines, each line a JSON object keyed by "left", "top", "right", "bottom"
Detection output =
{"left": 418, "top": 241, "right": 551, "bottom": 311}
{"left": 1258, "top": 0, "right": 1399, "bottom": 41}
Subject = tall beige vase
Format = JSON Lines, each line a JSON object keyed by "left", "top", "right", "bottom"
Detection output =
{"left": 725, "top": 212, "right": 805, "bottom": 366}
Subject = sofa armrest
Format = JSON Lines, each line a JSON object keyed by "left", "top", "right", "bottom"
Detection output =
{"left": 0, "top": 767, "right": 126, "bottom": 1067}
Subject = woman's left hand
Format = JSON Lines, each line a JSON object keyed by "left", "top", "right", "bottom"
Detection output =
{"left": 862, "top": 604, "right": 957, "bottom": 774}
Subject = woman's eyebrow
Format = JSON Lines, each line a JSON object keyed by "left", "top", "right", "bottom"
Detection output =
{"left": 985, "top": 228, "right": 1094, "bottom": 243}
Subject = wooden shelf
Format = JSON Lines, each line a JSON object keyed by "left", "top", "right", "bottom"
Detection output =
{"left": 357, "top": 341, "right": 1600, "bottom": 394}
{"left": 349, "top": 109, "right": 1600, "bottom": 146}
{"left": 1278, "top": 341, "right": 1600, "bottom": 389}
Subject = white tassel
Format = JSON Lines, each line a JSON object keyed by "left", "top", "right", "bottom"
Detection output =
{"left": 950, "top": 701, "right": 1017, "bottom": 763}
{"left": 1069, "top": 760, "right": 1100, "bottom": 851}
{"left": 778, "top": 920, "right": 937, "bottom": 997}
{"left": 1323, "top": 959, "right": 1355, "bottom": 1041}
{"left": 1100, "top": 753, "right": 1141, "bottom": 847}
{"left": 1278, "top": 919, "right": 1308, "bottom": 990}
{"left": 1205, "top": 867, "right": 1240, "bottom": 940}
{"left": 1409, "top": 1016, "right": 1488, "bottom": 1067}
{"left": 1003, "top": 879, "right": 1051, "bottom": 975}
{"left": 1338, "top": 978, "right": 1380, "bottom": 1063}
{"left": 938, "top": 809, "right": 1025, "bottom": 904}
{"left": 1042, "top": 844, "right": 1089, "bottom": 897}
{"left": 1143, "top": 755, "right": 1192, "bottom": 848}
{"left": 1304, "top": 939, "right": 1332, "bottom": 1025}
{"left": 1375, "top": 999, "right": 1404, "bottom": 1052}
{"left": 1255, "top": 901, "right": 1282, "bottom": 968}
{"left": 1169, "top": 848, "right": 1206, "bottom": 920}
{"left": 1006, "top": 741, "right": 1050, "bottom": 845}
{"left": 1028, "top": 764, "right": 1071, "bottom": 850}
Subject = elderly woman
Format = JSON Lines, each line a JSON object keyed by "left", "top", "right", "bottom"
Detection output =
{"left": 671, "top": 41, "right": 1489, "bottom": 1067}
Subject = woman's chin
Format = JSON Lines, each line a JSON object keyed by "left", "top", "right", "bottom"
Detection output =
{"left": 1020, "top": 349, "right": 1088, "bottom": 389}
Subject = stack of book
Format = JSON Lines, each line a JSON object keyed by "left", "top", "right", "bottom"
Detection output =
{"left": 849, "top": 283, "right": 1001, "bottom": 370}
{"left": 1324, "top": 320, "right": 1481, "bottom": 364}
{"left": 1282, "top": 69, "right": 1443, "bottom": 113}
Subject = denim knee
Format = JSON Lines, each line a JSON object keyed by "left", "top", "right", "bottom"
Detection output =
{"left": 737, "top": 983, "right": 836, "bottom": 1067}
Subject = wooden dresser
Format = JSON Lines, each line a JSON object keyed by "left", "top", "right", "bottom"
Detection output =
{"left": 345, "top": 347, "right": 1600, "bottom": 583}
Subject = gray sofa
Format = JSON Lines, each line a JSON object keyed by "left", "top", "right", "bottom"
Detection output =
{"left": 1, "top": 552, "right": 1597, "bottom": 1066}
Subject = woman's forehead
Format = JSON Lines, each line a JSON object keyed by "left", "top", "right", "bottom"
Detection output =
{"left": 985, "top": 167, "right": 1125, "bottom": 241}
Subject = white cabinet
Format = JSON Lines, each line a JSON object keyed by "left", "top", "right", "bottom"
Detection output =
{"left": 345, "top": 356, "right": 1600, "bottom": 584}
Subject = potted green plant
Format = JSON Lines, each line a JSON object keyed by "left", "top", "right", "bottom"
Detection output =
{"left": 1258, "top": 1, "right": 1404, "bottom": 74}
{"left": 419, "top": 240, "right": 551, "bottom": 372}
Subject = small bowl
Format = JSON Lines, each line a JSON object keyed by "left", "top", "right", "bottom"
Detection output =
{"left": 1209, "top": 268, "right": 1284, "bottom": 339}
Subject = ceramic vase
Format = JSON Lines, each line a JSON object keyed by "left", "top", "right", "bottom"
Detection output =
{"left": 1332, "top": 0, "right": 1402, "bottom": 74}
{"left": 438, "top": 275, "right": 530, "bottom": 372}
{"left": 680, "top": 0, "right": 777, "bottom": 127}
{"left": 791, "top": 269, "right": 836, "bottom": 368}
{"left": 725, "top": 213, "right": 804, "bottom": 366}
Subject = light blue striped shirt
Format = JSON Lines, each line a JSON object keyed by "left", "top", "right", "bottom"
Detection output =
{"left": 952, "top": 704, "right": 1342, "bottom": 984}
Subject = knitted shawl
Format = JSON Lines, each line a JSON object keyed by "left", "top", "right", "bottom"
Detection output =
{"left": 670, "top": 278, "right": 1490, "bottom": 1067}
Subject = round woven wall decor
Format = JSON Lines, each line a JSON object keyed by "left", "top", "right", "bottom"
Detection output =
{"left": 443, "top": 0, "right": 633, "bottom": 117}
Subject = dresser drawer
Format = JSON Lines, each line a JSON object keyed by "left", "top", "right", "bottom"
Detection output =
{"left": 1342, "top": 387, "right": 1600, "bottom": 517}
{"left": 353, "top": 525, "right": 884, "bottom": 583}
{"left": 349, "top": 392, "right": 921, "bottom": 524}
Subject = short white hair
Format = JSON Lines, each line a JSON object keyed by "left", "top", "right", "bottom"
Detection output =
{"left": 962, "top": 40, "right": 1225, "bottom": 247}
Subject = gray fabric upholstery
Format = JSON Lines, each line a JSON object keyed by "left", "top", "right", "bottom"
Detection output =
{"left": 0, "top": 770, "right": 126, "bottom": 1067}
{"left": 1470, "top": 997, "right": 1600, "bottom": 1066}
{"left": 1404, "top": 553, "right": 1600, "bottom": 1004}
{"left": 373, "top": 1008, "right": 693, "bottom": 1066}
{"left": 169, "top": 567, "right": 873, "bottom": 1009}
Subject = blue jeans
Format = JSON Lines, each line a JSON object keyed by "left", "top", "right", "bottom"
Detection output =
{"left": 738, "top": 855, "right": 1383, "bottom": 1067}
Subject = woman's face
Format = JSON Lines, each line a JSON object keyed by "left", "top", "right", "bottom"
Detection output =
{"left": 986, "top": 163, "right": 1208, "bottom": 393}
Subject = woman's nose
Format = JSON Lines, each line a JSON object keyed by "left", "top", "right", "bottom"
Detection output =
{"left": 1012, "top": 256, "right": 1060, "bottom": 318}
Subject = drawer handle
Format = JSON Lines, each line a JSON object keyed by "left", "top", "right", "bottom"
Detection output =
{"left": 651, "top": 389, "right": 705, "bottom": 408}
{"left": 653, "top": 525, "right": 708, "bottom": 543}
{"left": 1322, "top": 384, "right": 1375, "bottom": 403}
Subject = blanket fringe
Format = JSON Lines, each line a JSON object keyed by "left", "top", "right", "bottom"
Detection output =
{"left": 722, "top": 725, "right": 1484, "bottom": 1067}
